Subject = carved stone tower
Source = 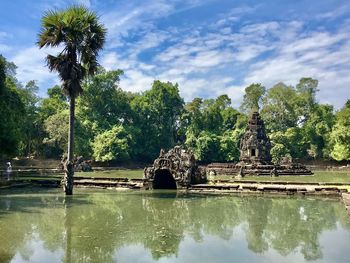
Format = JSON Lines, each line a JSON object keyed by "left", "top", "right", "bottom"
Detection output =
{"left": 239, "top": 111, "right": 272, "bottom": 164}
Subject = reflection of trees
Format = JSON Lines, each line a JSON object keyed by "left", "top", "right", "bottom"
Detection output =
{"left": 1, "top": 190, "right": 350, "bottom": 262}
{"left": 243, "top": 196, "right": 271, "bottom": 253}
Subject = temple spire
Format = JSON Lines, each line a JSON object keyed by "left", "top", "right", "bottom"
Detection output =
{"left": 239, "top": 111, "right": 272, "bottom": 164}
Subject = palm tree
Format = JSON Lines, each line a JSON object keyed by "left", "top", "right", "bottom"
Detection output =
{"left": 37, "top": 6, "right": 106, "bottom": 195}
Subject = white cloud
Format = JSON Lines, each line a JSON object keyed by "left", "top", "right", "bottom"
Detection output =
{"left": 11, "top": 46, "right": 59, "bottom": 95}
{"left": 76, "top": 0, "right": 91, "bottom": 8}
{"left": 6, "top": 1, "right": 349, "bottom": 109}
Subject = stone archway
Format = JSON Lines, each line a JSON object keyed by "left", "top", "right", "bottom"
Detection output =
{"left": 153, "top": 169, "right": 177, "bottom": 189}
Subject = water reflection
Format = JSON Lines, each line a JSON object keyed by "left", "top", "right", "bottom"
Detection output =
{"left": 0, "top": 189, "right": 350, "bottom": 263}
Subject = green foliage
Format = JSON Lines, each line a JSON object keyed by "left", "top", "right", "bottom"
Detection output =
{"left": 43, "top": 110, "right": 69, "bottom": 156}
{"left": 302, "top": 104, "right": 334, "bottom": 159}
{"left": 77, "top": 69, "right": 129, "bottom": 130}
{"left": 184, "top": 95, "right": 243, "bottom": 162}
{"left": 130, "top": 80, "right": 184, "bottom": 161}
{"left": 218, "top": 131, "right": 240, "bottom": 161}
{"left": 190, "top": 131, "right": 220, "bottom": 162}
{"left": 261, "top": 82, "right": 299, "bottom": 132}
{"left": 39, "top": 85, "right": 67, "bottom": 121}
{"left": 0, "top": 55, "right": 25, "bottom": 158}
{"left": 330, "top": 101, "right": 350, "bottom": 161}
{"left": 240, "top": 83, "right": 266, "bottom": 112}
{"left": 270, "top": 143, "right": 289, "bottom": 163}
{"left": 37, "top": 6, "right": 107, "bottom": 98}
{"left": 17, "top": 80, "right": 42, "bottom": 156}
{"left": 92, "top": 125, "right": 132, "bottom": 162}
{"left": 295, "top": 77, "right": 319, "bottom": 121}
{"left": 43, "top": 109, "right": 91, "bottom": 157}
{"left": 0, "top": 55, "right": 345, "bottom": 165}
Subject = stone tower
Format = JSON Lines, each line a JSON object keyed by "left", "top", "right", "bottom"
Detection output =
{"left": 239, "top": 111, "right": 272, "bottom": 164}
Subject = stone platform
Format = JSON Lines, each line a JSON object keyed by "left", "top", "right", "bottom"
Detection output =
{"left": 206, "top": 163, "right": 313, "bottom": 176}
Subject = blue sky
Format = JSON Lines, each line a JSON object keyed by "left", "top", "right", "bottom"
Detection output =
{"left": 0, "top": 0, "right": 350, "bottom": 108}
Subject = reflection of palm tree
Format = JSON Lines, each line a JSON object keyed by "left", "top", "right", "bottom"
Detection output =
{"left": 1, "top": 192, "right": 350, "bottom": 262}
{"left": 64, "top": 198, "right": 72, "bottom": 263}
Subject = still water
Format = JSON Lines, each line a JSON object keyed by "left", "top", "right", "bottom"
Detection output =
{"left": 0, "top": 188, "right": 350, "bottom": 263}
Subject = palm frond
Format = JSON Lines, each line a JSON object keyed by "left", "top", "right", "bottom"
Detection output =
{"left": 38, "top": 5, "right": 107, "bottom": 97}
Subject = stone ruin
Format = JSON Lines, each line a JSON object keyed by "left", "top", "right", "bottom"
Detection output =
{"left": 59, "top": 156, "right": 93, "bottom": 172}
{"left": 143, "top": 146, "right": 206, "bottom": 189}
{"left": 207, "top": 111, "right": 313, "bottom": 177}
{"left": 145, "top": 111, "right": 312, "bottom": 189}
{"left": 239, "top": 111, "right": 272, "bottom": 164}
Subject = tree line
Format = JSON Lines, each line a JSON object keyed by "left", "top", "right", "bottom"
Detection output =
{"left": 1, "top": 55, "right": 349, "bottom": 163}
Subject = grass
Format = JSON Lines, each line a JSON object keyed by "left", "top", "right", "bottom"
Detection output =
{"left": 216, "top": 170, "right": 350, "bottom": 184}
{"left": 74, "top": 169, "right": 144, "bottom": 179}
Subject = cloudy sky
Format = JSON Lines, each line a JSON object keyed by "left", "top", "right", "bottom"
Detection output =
{"left": 0, "top": 0, "right": 349, "bottom": 108}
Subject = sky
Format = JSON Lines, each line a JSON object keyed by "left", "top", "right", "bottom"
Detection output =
{"left": 0, "top": 0, "right": 350, "bottom": 108}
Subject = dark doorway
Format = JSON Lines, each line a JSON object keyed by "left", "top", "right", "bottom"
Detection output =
{"left": 153, "top": 169, "right": 177, "bottom": 189}
{"left": 251, "top": 148, "right": 256, "bottom": 157}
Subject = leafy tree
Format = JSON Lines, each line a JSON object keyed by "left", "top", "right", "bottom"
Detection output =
{"left": 37, "top": 6, "right": 107, "bottom": 195}
{"left": 130, "top": 80, "right": 184, "bottom": 161}
{"left": 261, "top": 82, "right": 299, "bottom": 132}
{"left": 295, "top": 77, "right": 319, "bottom": 122}
{"left": 17, "top": 80, "right": 41, "bottom": 156}
{"left": 43, "top": 110, "right": 69, "bottom": 156}
{"left": 39, "top": 85, "right": 67, "bottom": 121}
{"left": 191, "top": 131, "right": 220, "bottom": 162}
{"left": 91, "top": 125, "right": 132, "bottom": 162}
{"left": 302, "top": 104, "right": 334, "bottom": 159}
{"left": 183, "top": 95, "right": 244, "bottom": 162}
{"left": 218, "top": 131, "right": 240, "bottom": 161}
{"left": 270, "top": 143, "right": 289, "bottom": 163}
{"left": 43, "top": 109, "right": 91, "bottom": 158}
{"left": 0, "top": 55, "right": 25, "bottom": 158}
{"left": 240, "top": 83, "right": 266, "bottom": 113}
{"left": 77, "top": 69, "right": 130, "bottom": 130}
{"left": 330, "top": 100, "right": 350, "bottom": 161}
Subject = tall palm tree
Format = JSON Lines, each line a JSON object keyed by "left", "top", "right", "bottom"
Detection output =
{"left": 37, "top": 6, "right": 106, "bottom": 195}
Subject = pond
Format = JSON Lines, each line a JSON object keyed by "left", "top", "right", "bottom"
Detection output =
{"left": 0, "top": 189, "right": 350, "bottom": 263}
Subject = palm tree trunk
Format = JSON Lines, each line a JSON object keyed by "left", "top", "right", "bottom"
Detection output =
{"left": 64, "top": 96, "right": 75, "bottom": 195}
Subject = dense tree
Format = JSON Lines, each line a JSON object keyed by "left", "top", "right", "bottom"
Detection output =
{"left": 17, "top": 80, "right": 42, "bottom": 156}
{"left": 261, "top": 82, "right": 299, "bottom": 132}
{"left": 0, "top": 57, "right": 346, "bottom": 166}
{"left": 77, "top": 69, "right": 130, "bottom": 131}
{"left": 330, "top": 101, "right": 350, "bottom": 161}
{"left": 130, "top": 80, "right": 184, "bottom": 161}
{"left": 302, "top": 104, "right": 334, "bottom": 159}
{"left": 184, "top": 95, "right": 244, "bottom": 162}
{"left": 0, "top": 55, "right": 25, "bottom": 158}
{"left": 91, "top": 125, "right": 133, "bottom": 162}
{"left": 37, "top": 6, "right": 107, "bottom": 195}
{"left": 240, "top": 83, "right": 266, "bottom": 113}
{"left": 295, "top": 77, "right": 319, "bottom": 122}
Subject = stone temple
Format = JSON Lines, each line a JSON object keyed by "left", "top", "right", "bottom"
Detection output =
{"left": 144, "top": 111, "right": 312, "bottom": 189}
{"left": 207, "top": 111, "right": 313, "bottom": 176}
{"left": 143, "top": 146, "right": 206, "bottom": 189}
{"left": 239, "top": 111, "right": 272, "bottom": 164}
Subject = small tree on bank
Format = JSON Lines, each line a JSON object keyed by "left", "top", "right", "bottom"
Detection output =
{"left": 37, "top": 6, "right": 106, "bottom": 195}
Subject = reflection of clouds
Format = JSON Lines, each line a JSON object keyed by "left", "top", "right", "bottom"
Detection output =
{"left": 299, "top": 206, "right": 307, "bottom": 221}
{"left": 1, "top": 192, "right": 350, "bottom": 262}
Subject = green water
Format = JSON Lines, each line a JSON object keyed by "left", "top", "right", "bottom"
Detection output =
{"left": 0, "top": 189, "right": 350, "bottom": 263}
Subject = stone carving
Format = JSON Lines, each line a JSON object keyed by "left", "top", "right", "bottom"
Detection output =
{"left": 239, "top": 111, "right": 272, "bottom": 164}
{"left": 59, "top": 156, "right": 93, "bottom": 172}
{"left": 143, "top": 146, "right": 205, "bottom": 189}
